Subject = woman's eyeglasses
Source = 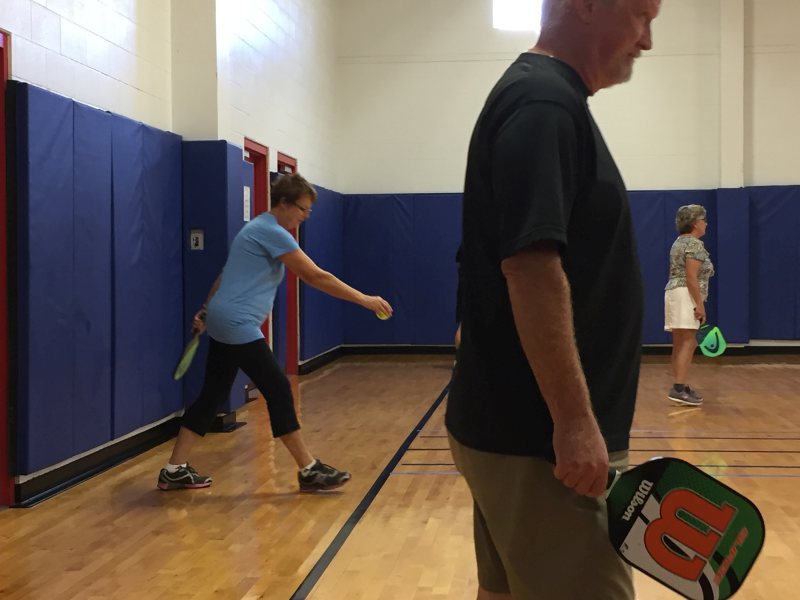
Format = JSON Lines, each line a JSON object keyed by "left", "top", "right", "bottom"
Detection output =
{"left": 293, "top": 202, "right": 312, "bottom": 216}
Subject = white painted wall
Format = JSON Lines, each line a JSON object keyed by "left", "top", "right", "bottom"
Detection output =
{"left": 1, "top": 0, "right": 172, "bottom": 131}
{"left": 335, "top": 0, "right": 533, "bottom": 193}
{"left": 334, "top": 0, "right": 800, "bottom": 193}
{"left": 1, "top": 0, "right": 798, "bottom": 193}
{"left": 1, "top": 0, "right": 338, "bottom": 186}
{"left": 744, "top": 0, "right": 800, "bottom": 186}
{"left": 215, "top": 0, "right": 338, "bottom": 188}
{"left": 171, "top": 0, "right": 218, "bottom": 140}
{"left": 335, "top": 0, "right": 725, "bottom": 193}
{"left": 588, "top": 0, "right": 722, "bottom": 190}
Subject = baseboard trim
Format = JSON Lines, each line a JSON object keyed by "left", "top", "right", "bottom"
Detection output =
{"left": 299, "top": 345, "right": 455, "bottom": 374}
{"left": 298, "top": 343, "right": 799, "bottom": 374}
{"left": 13, "top": 417, "right": 181, "bottom": 508}
{"left": 642, "top": 345, "right": 800, "bottom": 356}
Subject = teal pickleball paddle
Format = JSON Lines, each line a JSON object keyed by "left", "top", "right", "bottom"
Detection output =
{"left": 696, "top": 323, "right": 727, "bottom": 357}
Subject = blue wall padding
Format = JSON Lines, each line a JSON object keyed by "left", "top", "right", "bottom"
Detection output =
{"left": 111, "top": 118, "right": 183, "bottom": 438}
{"left": 343, "top": 195, "right": 409, "bottom": 345}
{"left": 749, "top": 186, "right": 800, "bottom": 339}
{"left": 11, "top": 83, "right": 32, "bottom": 471}
{"left": 72, "top": 104, "right": 113, "bottom": 453}
{"left": 629, "top": 191, "right": 670, "bottom": 344}
{"left": 10, "top": 81, "right": 800, "bottom": 476}
{"left": 181, "top": 142, "right": 227, "bottom": 411}
{"left": 716, "top": 188, "right": 750, "bottom": 343}
{"left": 14, "top": 83, "right": 76, "bottom": 472}
{"left": 111, "top": 118, "right": 147, "bottom": 437}
{"left": 140, "top": 125, "right": 184, "bottom": 424}
{"left": 341, "top": 194, "right": 461, "bottom": 346}
{"left": 410, "top": 194, "right": 462, "bottom": 344}
{"left": 300, "top": 185, "right": 345, "bottom": 360}
{"left": 181, "top": 142, "right": 251, "bottom": 413}
{"left": 334, "top": 188, "right": 779, "bottom": 351}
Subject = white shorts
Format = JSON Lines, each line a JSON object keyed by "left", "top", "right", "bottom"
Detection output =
{"left": 664, "top": 287, "right": 700, "bottom": 331}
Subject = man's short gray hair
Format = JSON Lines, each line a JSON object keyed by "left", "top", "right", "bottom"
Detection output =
{"left": 675, "top": 204, "right": 707, "bottom": 234}
{"left": 542, "top": 0, "right": 619, "bottom": 25}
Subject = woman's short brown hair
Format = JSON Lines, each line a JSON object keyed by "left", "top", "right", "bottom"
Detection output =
{"left": 271, "top": 172, "right": 317, "bottom": 207}
{"left": 675, "top": 204, "right": 707, "bottom": 234}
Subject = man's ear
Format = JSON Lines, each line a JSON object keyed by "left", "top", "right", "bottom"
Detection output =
{"left": 570, "top": 0, "right": 598, "bottom": 22}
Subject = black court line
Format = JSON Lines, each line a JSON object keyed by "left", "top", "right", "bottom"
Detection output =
{"left": 393, "top": 471, "right": 460, "bottom": 476}
{"left": 414, "top": 433, "right": 800, "bottom": 441}
{"left": 632, "top": 429, "right": 800, "bottom": 435}
{"left": 630, "top": 449, "right": 800, "bottom": 453}
{"left": 631, "top": 436, "right": 800, "bottom": 441}
{"left": 421, "top": 434, "right": 800, "bottom": 441}
{"left": 410, "top": 448, "right": 800, "bottom": 454}
{"left": 699, "top": 464, "right": 800, "bottom": 469}
{"left": 401, "top": 461, "right": 800, "bottom": 469}
{"left": 630, "top": 463, "right": 800, "bottom": 469}
{"left": 716, "top": 473, "right": 800, "bottom": 479}
{"left": 393, "top": 471, "right": 800, "bottom": 480}
{"left": 288, "top": 383, "right": 450, "bottom": 600}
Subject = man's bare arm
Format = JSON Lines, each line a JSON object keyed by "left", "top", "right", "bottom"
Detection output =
{"left": 501, "top": 241, "right": 608, "bottom": 497}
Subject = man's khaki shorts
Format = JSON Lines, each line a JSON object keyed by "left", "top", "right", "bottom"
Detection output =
{"left": 448, "top": 433, "right": 635, "bottom": 600}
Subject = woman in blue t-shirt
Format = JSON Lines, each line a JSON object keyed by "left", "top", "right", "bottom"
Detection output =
{"left": 158, "top": 173, "right": 393, "bottom": 492}
{"left": 664, "top": 204, "right": 714, "bottom": 406}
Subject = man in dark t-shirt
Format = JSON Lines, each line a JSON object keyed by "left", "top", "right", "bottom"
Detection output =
{"left": 446, "top": 1, "right": 661, "bottom": 598}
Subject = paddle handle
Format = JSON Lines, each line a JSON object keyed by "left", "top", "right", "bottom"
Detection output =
{"left": 192, "top": 310, "right": 207, "bottom": 334}
{"left": 605, "top": 468, "right": 621, "bottom": 498}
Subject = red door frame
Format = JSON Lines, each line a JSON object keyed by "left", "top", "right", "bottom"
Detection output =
{"left": 276, "top": 152, "right": 299, "bottom": 376}
{"left": 1, "top": 30, "right": 13, "bottom": 506}
{"left": 243, "top": 138, "right": 270, "bottom": 345}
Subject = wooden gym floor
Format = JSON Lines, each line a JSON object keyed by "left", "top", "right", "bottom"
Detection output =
{"left": 0, "top": 354, "right": 799, "bottom": 599}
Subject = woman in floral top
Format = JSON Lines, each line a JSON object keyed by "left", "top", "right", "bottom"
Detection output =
{"left": 664, "top": 204, "right": 714, "bottom": 406}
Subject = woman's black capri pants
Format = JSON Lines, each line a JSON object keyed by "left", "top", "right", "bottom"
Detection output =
{"left": 181, "top": 337, "right": 300, "bottom": 438}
